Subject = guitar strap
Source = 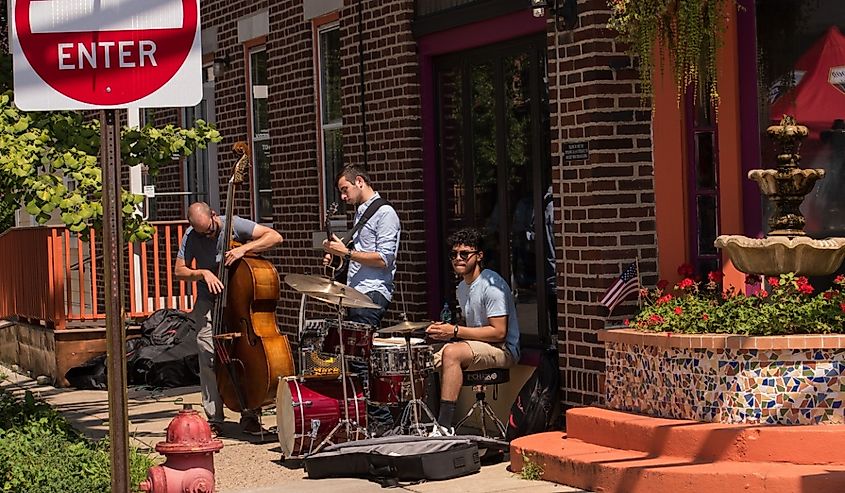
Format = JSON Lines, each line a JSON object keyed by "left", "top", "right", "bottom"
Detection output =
{"left": 343, "top": 197, "right": 389, "bottom": 249}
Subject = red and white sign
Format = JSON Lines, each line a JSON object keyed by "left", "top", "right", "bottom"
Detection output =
{"left": 11, "top": 0, "right": 202, "bottom": 110}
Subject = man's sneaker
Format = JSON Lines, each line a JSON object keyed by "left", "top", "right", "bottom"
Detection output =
{"left": 428, "top": 424, "right": 455, "bottom": 437}
{"left": 208, "top": 422, "right": 223, "bottom": 438}
{"left": 240, "top": 416, "right": 266, "bottom": 436}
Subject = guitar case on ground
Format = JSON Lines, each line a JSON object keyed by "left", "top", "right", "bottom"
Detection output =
{"left": 304, "top": 435, "right": 480, "bottom": 486}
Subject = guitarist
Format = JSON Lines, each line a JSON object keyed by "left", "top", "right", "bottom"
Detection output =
{"left": 322, "top": 164, "right": 401, "bottom": 436}
{"left": 175, "top": 201, "right": 284, "bottom": 437}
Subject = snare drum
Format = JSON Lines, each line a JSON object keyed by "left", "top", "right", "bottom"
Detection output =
{"left": 321, "top": 320, "right": 373, "bottom": 359}
{"left": 276, "top": 376, "right": 366, "bottom": 458}
{"left": 371, "top": 337, "right": 433, "bottom": 376}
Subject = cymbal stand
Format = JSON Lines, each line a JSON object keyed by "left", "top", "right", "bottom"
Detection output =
{"left": 397, "top": 332, "right": 437, "bottom": 436}
{"left": 312, "top": 302, "right": 369, "bottom": 453}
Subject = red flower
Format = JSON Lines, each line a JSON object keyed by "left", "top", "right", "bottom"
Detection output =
{"left": 824, "top": 291, "right": 836, "bottom": 300}
{"left": 678, "top": 278, "right": 695, "bottom": 289}
{"left": 768, "top": 277, "right": 779, "bottom": 287}
{"left": 759, "top": 290, "right": 769, "bottom": 298}
{"left": 648, "top": 314, "right": 664, "bottom": 324}
{"left": 702, "top": 314, "right": 709, "bottom": 320}
{"left": 674, "top": 306, "right": 683, "bottom": 315}
{"left": 657, "top": 294, "right": 673, "bottom": 304}
{"left": 656, "top": 279, "right": 669, "bottom": 290}
{"left": 677, "top": 263, "right": 695, "bottom": 277}
{"left": 707, "top": 271, "right": 724, "bottom": 283}
{"left": 840, "top": 302, "right": 845, "bottom": 313}
{"left": 836, "top": 275, "right": 845, "bottom": 284}
{"left": 624, "top": 319, "right": 630, "bottom": 326}
{"left": 798, "top": 283, "right": 814, "bottom": 295}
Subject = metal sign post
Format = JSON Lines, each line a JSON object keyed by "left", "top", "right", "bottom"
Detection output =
{"left": 101, "top": 108, "right": 130, "bottom": 493}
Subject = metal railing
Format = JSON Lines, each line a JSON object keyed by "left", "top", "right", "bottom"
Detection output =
{"left": 0, "top": 221, "right": 197, "bottom": 329}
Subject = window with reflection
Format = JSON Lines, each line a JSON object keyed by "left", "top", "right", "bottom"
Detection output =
{"left": 686, "top": 92, "right": 720, "bottom": 275}
{"left": 248, "top": 47, "right": 271, "bottom": 222}
{"left": 755, "top": 1, "right": 845, "bottom": 236}
{"left": 318, "top": 25, "right": 343, "bottom": 209}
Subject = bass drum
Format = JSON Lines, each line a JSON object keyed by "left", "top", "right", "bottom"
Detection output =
{"left": 276, "top": 376, "right": 366, "bottom": 459}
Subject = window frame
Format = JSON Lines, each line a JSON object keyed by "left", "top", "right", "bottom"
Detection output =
{"left": 245, "top": 39, "right": 271, "bottom": 223}
{"left": 313, "top": 13, "right": 341, "bottom": 217}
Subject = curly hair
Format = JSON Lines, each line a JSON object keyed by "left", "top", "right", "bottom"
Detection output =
{"left": 447, "top": 227, "right": 484, "bottom": 252}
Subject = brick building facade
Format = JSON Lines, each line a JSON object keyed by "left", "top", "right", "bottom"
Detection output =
{"left": 145, "top": 0, "right": 657, "bottom": 407}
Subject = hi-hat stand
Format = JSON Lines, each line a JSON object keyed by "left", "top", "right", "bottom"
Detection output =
{"left": 395, "top": 326, "right": 437, "bottom": 436}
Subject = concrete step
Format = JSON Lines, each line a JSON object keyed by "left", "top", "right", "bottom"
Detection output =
{"left": 564, "top": 407, "right": 845, "bottom": 465}
{"left": 511, "top": 432, "right": 845, "bottom": 493}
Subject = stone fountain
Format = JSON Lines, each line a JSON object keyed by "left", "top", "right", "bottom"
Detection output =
{"left": 716, "top": 115, "right": 845, "bottom": 276}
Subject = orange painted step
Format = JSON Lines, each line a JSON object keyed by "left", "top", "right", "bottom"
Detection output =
{"left": 512, "top": 432, "right": 845, "bottom": 493}
{"left": 565, "top": 407, "right": 845, "bottom": 465}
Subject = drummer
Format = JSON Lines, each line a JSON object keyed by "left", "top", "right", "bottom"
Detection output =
{"left": 322, "top": 164, "right": 401, "bottom": 436}
{"left": 426, "top": 227, "right": 520, "bottom": 435}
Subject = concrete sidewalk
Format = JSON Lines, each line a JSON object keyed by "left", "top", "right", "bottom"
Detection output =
{"left": 0, "top": 367, "right": 582, "bottom": 492}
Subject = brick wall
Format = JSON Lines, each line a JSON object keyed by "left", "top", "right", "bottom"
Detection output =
{"left": 338, "top": 0, "right": 427, "bottom": 323}
{"left": 547, "top": 0, "right": 658, "bottom": 406}
{"left": 193, "top": 0, "right": 427, "bottom": 341}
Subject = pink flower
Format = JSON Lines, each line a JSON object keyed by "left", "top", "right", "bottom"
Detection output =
{"left": 707, "top": 271, "right": 724, "bottom": 283}
{"left": 679, "top": 278, "right": 695, "bottom": 289}
{"left": 674, "top": 306, "right": 683, "bottom": 315}
{"left": 657, "top": 294, "right": 673, "bottom": 304}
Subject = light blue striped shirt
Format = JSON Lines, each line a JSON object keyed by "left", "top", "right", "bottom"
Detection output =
{"left": 347, "top": 192, "right": 401, "bottom": 302}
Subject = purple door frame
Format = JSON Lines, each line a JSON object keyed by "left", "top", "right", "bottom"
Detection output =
{"left": 417, "top": 10, "right": 546, "bottom": 317}
{"left": 737, "top": 0, "right": 763, "bottom": 237}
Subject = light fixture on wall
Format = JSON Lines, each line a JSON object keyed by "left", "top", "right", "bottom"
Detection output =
{"left": 212, "top": 54, "right": 230, "bottom": 80}
{"left": 531, "top": 0, "right": 579, "bottom": 28}
{"left": 530, "top": 0, "right": 548, "bottom": 18}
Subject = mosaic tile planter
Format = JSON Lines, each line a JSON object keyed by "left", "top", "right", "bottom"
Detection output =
{"left": 599, "top": 329, "right": 845, "bottom": 425}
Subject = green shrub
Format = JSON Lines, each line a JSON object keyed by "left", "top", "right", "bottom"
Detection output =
{"left": 631, "top": 269, "right": 845, "bottom": 336}
{"left": 0, "top": 390, "right": 155, "bottom": 493}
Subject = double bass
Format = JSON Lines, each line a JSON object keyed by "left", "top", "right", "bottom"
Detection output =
{"left": 211, "top": 142, "right": 295, "bottom": 412}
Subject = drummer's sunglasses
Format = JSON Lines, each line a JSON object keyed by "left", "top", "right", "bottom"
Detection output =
{"left": 449, "top": 250, "right": 479, "bottom": 261}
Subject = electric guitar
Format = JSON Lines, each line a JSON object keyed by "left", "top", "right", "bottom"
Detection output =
{"left": 324, "top": 202, "right": 349, "bottom": 281}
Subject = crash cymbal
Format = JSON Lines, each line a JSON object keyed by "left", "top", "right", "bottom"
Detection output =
{"left": 284, "top": 274, "right": 379, "bottom": 309}
{"left": 378, "top": 320, "right": 430, "bottom": 335}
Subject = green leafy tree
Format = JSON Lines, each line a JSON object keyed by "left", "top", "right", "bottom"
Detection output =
{"left": 0, "top": 89, "right": 220, "bottom": 241}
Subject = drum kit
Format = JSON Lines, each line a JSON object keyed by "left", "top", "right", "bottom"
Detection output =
{"left": 277, "top": 273, "right": 437, "bottom": 459}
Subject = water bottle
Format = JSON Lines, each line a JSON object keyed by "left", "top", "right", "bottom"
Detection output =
{"left": 440, "top": 302, "right": 452, "bottom": 324}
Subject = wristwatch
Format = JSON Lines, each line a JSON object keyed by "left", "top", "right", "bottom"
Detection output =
{"left": 453, "top": 324, "right": 459, "bottom": 339}
{"left": 344, "top": 248, "right": 354, "bottom": 262}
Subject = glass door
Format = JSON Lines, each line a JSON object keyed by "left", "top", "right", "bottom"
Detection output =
{"left": 435, "top": 34, "right": 554, "bottom": 346}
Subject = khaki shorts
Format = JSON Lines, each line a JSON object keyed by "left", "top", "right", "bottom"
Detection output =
{"left": 433, "top": 340, "right": 515, "bottom": 371}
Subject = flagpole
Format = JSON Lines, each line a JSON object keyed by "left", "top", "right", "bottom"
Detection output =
{"left": 630, "top": 257, "right": 639, "bottom": 310}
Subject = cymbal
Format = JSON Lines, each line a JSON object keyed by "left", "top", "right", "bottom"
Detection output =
{"left": 378, "top": 320, "right": 430, "bottom": 335}
{"left": 284, "top": 274, "right": 379, "bottom": 309}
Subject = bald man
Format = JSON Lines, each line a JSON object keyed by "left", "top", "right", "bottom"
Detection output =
{"left": 175, "top": 202, "right": 283, "bottom": 436}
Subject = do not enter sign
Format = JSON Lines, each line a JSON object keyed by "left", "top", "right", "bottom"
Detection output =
{"left": 11, "top": 0, "right": 202, "bottom": 110}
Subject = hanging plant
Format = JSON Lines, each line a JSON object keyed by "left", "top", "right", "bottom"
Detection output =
{"left": 608, "top": 0, "right": 735, "bottom": 108}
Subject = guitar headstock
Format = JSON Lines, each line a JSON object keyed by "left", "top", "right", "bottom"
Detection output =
{"left": 326, "top": 202, "right": 338, "bottom": 219}
{"left": 232, "top": 142, "right": 250, "bottom": 183}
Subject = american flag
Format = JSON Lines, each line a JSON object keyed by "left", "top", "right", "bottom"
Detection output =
{"left": 600, "top": 262, "right": 640, "bottom": 312}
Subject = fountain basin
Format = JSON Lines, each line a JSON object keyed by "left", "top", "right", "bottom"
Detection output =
{"left": 715, "top": 235, "right": 845, "bottom": 276}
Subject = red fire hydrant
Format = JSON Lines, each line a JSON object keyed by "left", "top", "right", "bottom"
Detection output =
{"left": 139, "top": 405, "right": 224, "bottom": 493}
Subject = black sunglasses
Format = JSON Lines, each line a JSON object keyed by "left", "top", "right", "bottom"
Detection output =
{"left": 449, "top": 250, "right": 479, "bottom": 261}
{"left": 197, "top": 217, "right": 218, "bottom": 237}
